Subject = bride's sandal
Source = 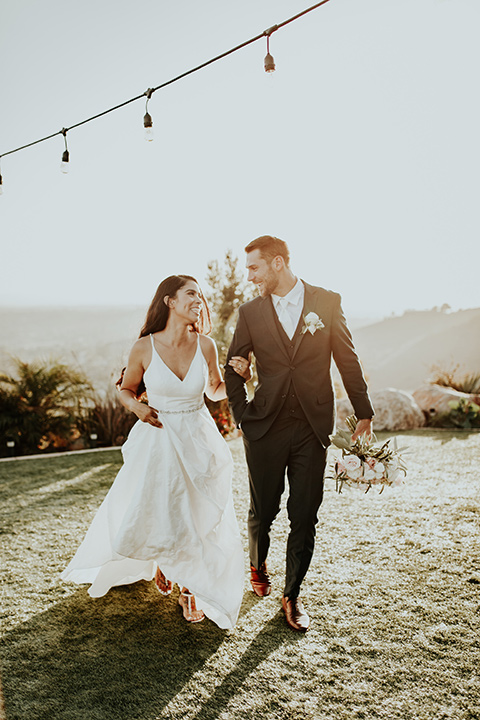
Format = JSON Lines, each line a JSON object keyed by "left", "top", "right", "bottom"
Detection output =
{"left": 178, "top": 590, "right": 205, "bottom": 623}
{"left": 155, "top": 567, "right": 173, "bottom": 596}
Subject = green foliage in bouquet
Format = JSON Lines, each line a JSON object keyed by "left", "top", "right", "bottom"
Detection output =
{"left": 329, "top": 415, "right": 407, "bottom": 494}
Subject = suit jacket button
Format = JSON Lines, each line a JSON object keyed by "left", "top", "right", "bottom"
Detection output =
{"left": 290, "top": 366, "right": 295, "bottom": 370}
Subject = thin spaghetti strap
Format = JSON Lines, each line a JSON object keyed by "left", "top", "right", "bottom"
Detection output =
{"left": 150, "top": 333, "right": 155, "bottom": 349}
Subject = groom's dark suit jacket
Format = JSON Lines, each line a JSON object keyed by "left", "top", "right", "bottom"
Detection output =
{"left": 225, "top": 281, "right": 374, "bottom": 448}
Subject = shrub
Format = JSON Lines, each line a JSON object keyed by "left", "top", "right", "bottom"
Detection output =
{"left": 447, "top": 398, "right": 480, "bottom": 429}
{"left": 204, "top": 397, "right": 236, "bottom": 437}
{"left": 0, "top": 359, "right": 93, "bottom": 456}
{"left": 427, "top": 398, "right": 480, "bottom": 429}
{"left": 429, "top": 364, "right": 480, "bottom": 394}
{"left": 80, "top": 391, "right": 138, "bottom": 447}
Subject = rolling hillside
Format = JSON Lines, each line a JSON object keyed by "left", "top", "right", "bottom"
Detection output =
{"left": 0, "top": 306, "right": 145, "bottom": 390}
{"left": 352, "top": 308, "right": 480, "bottom": 390}
{"left": 0, "top": 306, "right": 478, "bottom": 392}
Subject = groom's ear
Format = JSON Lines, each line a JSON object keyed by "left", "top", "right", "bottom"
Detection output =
{"left": 272, "top": 255, "right": 285, "bottom": 272}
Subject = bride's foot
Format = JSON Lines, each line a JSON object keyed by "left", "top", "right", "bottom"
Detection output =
{"left": 178, "top": 589, "right": 205, "bottom": 623}
{"left": 155, "top": 567, "right": 173, "bottom": 596}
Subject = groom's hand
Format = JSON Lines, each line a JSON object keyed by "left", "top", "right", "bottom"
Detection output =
{"left": 352, "top": 418, "right": 372, "bottom": 442}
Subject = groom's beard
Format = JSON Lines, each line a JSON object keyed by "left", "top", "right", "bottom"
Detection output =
{"left": 255, "top": 269, "right": 279, "bottom": 297}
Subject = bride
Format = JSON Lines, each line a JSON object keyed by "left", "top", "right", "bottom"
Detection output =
{"left": 61, "top": 275, "right": 250, "bottom": 628}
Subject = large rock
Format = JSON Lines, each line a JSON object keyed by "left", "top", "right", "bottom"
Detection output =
{"left": 336, "top": 388, "right": 425, "bottom": 431}
{"left": 412, "top": 383, "right": 478, "bottom": 418}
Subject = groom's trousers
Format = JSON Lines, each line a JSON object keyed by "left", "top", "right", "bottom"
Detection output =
{"left": 243, "top": 409, "right": 326, "bottom": 600}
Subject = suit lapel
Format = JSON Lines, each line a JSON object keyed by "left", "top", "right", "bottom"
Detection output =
{"left": 291, "top": 282, "right": 318, "bottom": 360}
{"left": 261, "top": 296, "right": 290, "bottom": 359}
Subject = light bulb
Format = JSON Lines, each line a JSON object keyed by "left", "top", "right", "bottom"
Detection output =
{"left": 144, "top": 112, "right": 153, "bottom": 142}
{"left": 0, "top": 174, "right": 3, "bottom": 195}
{"left": 60, "top": 150, "right": 69, "bottom": 174}
{"left": 264, "top": 53, "right": 275, "bottom": 73}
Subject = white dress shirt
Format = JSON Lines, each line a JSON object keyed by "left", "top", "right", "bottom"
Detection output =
{"left": 271, "top": 279, "right": 305, "bottom": 340}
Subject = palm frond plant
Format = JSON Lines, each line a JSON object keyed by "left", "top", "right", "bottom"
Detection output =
{"left": 0, "top": 358, "right": 93, "bottom": 456}
{"left": 81, "top": 389, "right": 138, "bottom": 447}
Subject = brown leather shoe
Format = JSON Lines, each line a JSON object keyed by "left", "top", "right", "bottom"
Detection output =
{"left": 250, "top": 562, "right": 271, "bottom": 597}
{"left": 282, "top": 596, "right": 310, "bottom": 632}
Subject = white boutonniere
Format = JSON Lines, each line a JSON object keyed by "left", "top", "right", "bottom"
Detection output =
{"left": 301, "top": 311, "right": 324, "bottom": 335}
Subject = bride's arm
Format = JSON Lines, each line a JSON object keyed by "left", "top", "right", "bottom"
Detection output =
{"left": 119, "top": 339, "right": 163, "bottom": 428}
{"left": 200, "top": 336, "right": 250, "bottom": 402}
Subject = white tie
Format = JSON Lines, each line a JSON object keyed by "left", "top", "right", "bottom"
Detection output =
{"left": 278, "top": 297, "right": 295, "bottom": 340}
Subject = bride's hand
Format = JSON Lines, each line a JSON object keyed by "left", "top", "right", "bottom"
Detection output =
{"left": 135, "top": 403, "right": 163, "bottom": 428}
{"left": 229, "top": 355, "right": 253, "bottom": 382}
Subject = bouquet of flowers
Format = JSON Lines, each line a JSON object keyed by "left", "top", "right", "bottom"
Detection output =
{"left": 329, "top": 415, "right": 407, "bottom": 494}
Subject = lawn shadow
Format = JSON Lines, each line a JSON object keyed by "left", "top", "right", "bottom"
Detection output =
{"left": 0, "top": 581, "right": 227, "bottom": 720}
{"left": 188, "top": 610, "right": 302, "bottom": 720}
{"left": 0, "top": 451, "right": 122, "bottom": 504}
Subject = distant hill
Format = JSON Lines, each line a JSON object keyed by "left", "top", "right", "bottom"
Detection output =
{"left": 0, "top": 306, "right": 145, "bottom": 390}
{"left": 1, "top": 306, "right": 478, "bottom": 393}
{"left": 351, "top": 308, "right": 480, "bottom": 391}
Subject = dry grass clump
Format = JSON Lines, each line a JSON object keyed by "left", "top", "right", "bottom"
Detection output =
{"left": 429, "top": 364, "right": 480, "bottom": 395}
{"left": 1, "top": 430, "right": 479, "bottom": 719}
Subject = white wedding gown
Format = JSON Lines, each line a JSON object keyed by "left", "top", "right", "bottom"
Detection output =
{"left": 61, "top": 334, "right": 244, "bottom": 629}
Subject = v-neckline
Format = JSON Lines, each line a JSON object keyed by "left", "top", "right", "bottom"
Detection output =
{"left": 152, "top": 335, "right": 199, "bottom": 383}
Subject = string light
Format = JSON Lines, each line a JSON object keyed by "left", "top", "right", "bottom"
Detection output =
{"left": 264, "top": 26, "right": 278, "bottom": 74}
{"left": 0, "top": 1, "right": 333, "bottom": 178}
{"left": 60, "top": 129, "right": 69, "bottom": 174}
{"left": 143, "top": 88, "right": 154, "bottom": 141}
{"left": 0, "top": 162, "right": 3, "bottom": 195}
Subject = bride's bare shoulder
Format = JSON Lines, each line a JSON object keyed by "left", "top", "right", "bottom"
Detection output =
{"left": 128, "top": 336, "right": 151, "bottom": 361}
{"left": 198, "top": 334, "right": 217, "bottom": 359}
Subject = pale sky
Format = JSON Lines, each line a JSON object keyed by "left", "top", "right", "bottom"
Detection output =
{"left": 1, "top": 0, "right": 479, "bottom": 318}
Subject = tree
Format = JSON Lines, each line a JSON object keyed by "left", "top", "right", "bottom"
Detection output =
{"left": 205, "top": 250, "right": 254, "bottom": 364}
{"left": 204, "top": 251, "right": 255, "bottom": 435}
{"left": 0, "top": 358, "right": 93, "bottom": 455}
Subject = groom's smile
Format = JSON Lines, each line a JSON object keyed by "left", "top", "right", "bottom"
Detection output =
{"left": 246, "top": 249, "right": 279, "bottom": 297}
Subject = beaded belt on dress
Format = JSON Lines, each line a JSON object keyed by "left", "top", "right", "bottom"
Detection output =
{"left": 157, "top": 402, "right": 204, "bottom": 414}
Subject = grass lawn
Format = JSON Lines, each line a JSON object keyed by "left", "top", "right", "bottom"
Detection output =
{"left": 1, "top": 429, "right": 479, "bottom": 720}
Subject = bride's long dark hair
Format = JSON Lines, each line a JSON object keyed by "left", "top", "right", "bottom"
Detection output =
{"left": 139, "top": 275, "right": 212, "bottom": 338}
{"left": 116, "top": 275, "right": 212, "bottom": 397}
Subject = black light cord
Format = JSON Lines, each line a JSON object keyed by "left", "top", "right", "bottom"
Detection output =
{"left": 0, "top": 0, "right": 332, "bottom": 160}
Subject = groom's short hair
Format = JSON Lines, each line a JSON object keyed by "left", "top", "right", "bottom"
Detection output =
{"left": 245, "top": 236, "right": 290, "bottom": 266}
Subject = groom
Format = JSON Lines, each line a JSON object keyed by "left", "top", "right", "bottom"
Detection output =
{"left": 225, "top": 236, "right": 374, "bottom": 632}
